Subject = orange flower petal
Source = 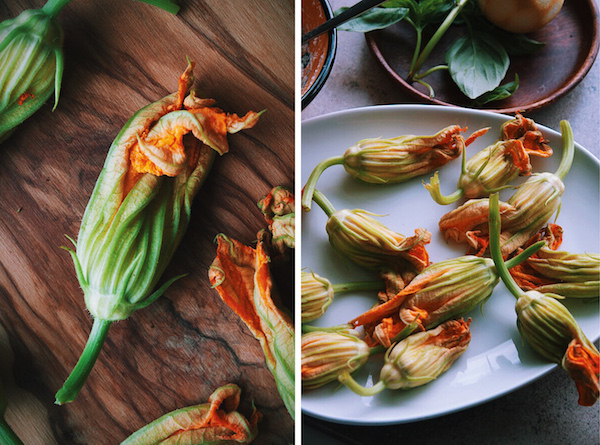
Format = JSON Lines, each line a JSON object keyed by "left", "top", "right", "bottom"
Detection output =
{"left": 563, "top": 339, "right": 600, "bottom": 406}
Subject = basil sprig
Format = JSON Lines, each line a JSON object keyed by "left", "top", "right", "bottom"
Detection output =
{"left": 334, "top": 0, "right": 544, "bottom": 104}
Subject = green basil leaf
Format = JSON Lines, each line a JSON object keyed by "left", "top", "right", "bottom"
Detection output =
{"left": 335, "top": 7, "right": 409, "bottom": 33}
{"left": 474, "top": 74, "right": 520, "bottom": 105}
{"left": 494, "top": 31, "right": 546, "bottom": 56}
{"left": 415, "top": 0, "right": 454, "bottom": 25}
{"left": 382, "top": 0, "right": 452, "bottom": 29}
{"left": 382, "top": 0, "right": 416, "bottom": 8}
{"left": 446, "top": 32, "right": 509, "bottom": 99}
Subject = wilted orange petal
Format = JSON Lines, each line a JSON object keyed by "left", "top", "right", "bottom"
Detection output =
{"left": 373, "top": 316, "right": 409, "bottom": 348}
{"left": 209, "top": 236, "right": 265, "bottom": 337}
{"left": 563, "top": 339, "right": 600, "bottom": 406}
{"left": 464, "top": 127, "right": 490, "bottom": 146}
{"left": 504, "top": 139, "right": 531, "bottom": 175}
{"left": 350, "top": 268, "right": 448, "bottom": 328}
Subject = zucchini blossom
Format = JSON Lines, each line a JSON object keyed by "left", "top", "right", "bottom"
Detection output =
{"left": 0, "top": 0, "right": 66, "bottom": 143}
{"left": 439, "top": 120, "right": 574, "bottom": 257}
{"left": 311, "top": 189, "right": 431, "bottom": 280}
{"left": 350, "top": 243, "right": 544, "bottom": 348}
{"left": 339, "top": 319, "right": 471, "bottom": 396}
{"left": 510, "top": 238, "right": 600, "bottom": 299}
{"left": 120, "top": 383, "right": 260, "bottom": 445}
{"left": 350, "top": 256, "right": 496, "bottom": 347}
{"left": 301, "top": 271, "right": 382, "bottom": 324}
{"left": 489, "top": 193, "right": 600, "bottom": 406}
{"left": 301, "top": 271, "right": 335, "bottom": 324}
{"left": 55, "top": 61, "right": 262, "bottom": 405}
{"left": 258, "top": 186, "right": 295, "bottom": 254}
{"left": 301, "top": 329, "right": 370, "bottom": 390}
{"left": 209, "top": 232, "right": 295, "bottom": 420}
{"left": 302, "top": 125, "right": 487, "bottom": 211}
{"left": 426, "top": 113, "right": 552, "bottom": 204}
{"left": 0, "top": 0, "right": 180, "bottom": 143}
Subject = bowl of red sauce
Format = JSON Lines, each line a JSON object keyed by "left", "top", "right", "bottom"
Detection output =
{"left": 302, "top": 0, "right": 337, "bottom": 109}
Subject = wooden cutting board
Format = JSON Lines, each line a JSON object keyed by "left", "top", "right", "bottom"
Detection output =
{"left": 0, "top": 0, "right": 294, "bottom": 443}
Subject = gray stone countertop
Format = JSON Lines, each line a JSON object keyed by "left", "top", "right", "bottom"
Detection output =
{"left": 301, "top": 1, "right": 600, "bottom": 443}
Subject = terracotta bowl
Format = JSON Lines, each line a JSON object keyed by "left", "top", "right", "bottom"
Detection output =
{"left": 302, "top": 0, "right": 337, "bottom": 109}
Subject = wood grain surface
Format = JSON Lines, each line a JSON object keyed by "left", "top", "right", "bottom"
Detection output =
{"left": 0, "top": 1, "right": 294, "bottom": 444}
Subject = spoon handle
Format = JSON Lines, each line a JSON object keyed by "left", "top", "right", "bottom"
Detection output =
{"left": 302, "top": 0, "right": 387, "bottom": 44}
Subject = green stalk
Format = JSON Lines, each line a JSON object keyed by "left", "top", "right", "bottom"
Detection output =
{"left": 55, "top": 318, "right": 112, "bottom": 405}
{"left": 302, "top": 156, "right": 344, "bottom": 211}
{"left": 415, "top": 79, "right": 435, "bottom": 98}
{"left": 413, "top": 64, "right": 449, "bottom": 80}
{"left": 0, "top": 417, "right": 23, "bottom": 445}
{"left": 338, "top": 372, "right": 386, "bottom": 396}
{"left": 332, "top": 281, "right": 383, "bottom": 294}
{"left": 430, "top": 186, "right": 464, "bottom": 205}
{"left": 555, "top": 121, "right": 574, "bottom": 181}
{"left": 42, "top": 0, "right": 72, "bottom": 17}
{"left": 133, "top": 0, "right": 180, "bottom": 14}
{"left": 406, "top": 18, "right": 422, "bottom": 76}
{"left": 301, "top": 324, "right": 352, "bottom": 333}
{"left": 505, "top": 240, "right": 545, "bottom": 270}
{"left": 407, "top": 0, "right": 469, "bottom": 81}
{"left": 489, "top": 193, "right": 523, "bottom": 298}
{"left": 311, "top": 189, "right": 337, "bottom": 218}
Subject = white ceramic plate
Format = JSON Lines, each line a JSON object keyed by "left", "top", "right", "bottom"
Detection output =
{"left": 301, "top": 105, "right": 600, "bottom": 425}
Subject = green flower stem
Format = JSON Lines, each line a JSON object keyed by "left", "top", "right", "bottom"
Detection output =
{"left": 133, "top": 0, "right": 180, "bottom": 14}
{"left": 416, "top": 79, "right": 435, "bottom": 98}
{"left": 338, "top": 372, "right": 386, "bottom": 396}
{"left": 425, "top": 170, "right": 466, "bottom": 205}
{"left": 555, "top": 121, "right": 574, "bottom": 181}
{"left": 407, "top": 0, "right": 469, "bottom": 82}
{"left": 301, "top": 324, "right": 352, "bottom": 333}
{"left": 332, "top": 281, "right": 383, "bottom": 294}
{"left": 42, "top": 0, "right": 72, "bottom": 17}
{"left": 55, "top": 318, "right": 112, "bottom": 405}
{"left": 505, "top": 240, "right": 545, "bottom": 270}
{"left": 406, "top": 18, "right": 422, "bottom": 76}
{"left": 312, "top": 189, "right": 337, "bottom": 218}
{"left": 0, "top": 417, "right": 24, "bottom": 445}
{"left": 413, "top": 64, "right": 449, "bottom": 80}
{"left": 489, "top": 193, "right": 523, "bottom": 298}
{"left": 302, "top": 156, "right": 344, "bottom": 211}
{"left": 432, "top": 187, "right": 464, "bottom": 205}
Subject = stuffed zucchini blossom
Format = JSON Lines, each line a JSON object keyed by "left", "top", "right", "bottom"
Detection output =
{"left": 426, "top": 113, "right": 552, "bottom": 205}
{"left": 0, "top": 0, "right": 180, "bottom": 143}
{"left": 508, "top": 224, "right": 600, "bottom": 298}
{"left": 350, "top": 241, "right": 545, "bottom": 348}
{"left": 438, "top": 120, "right": 574, "bottom": 257}
{"left": 55, "top": 61, "right": 261, "bottom": 405}
{"left": 0, "top": 0, "right": 65, "bottom": 143}
{"left": 311, "top": 189, "right": 431, "bottom": 290}
{"left": 301, "top": 270, "right": 382, "bottom": 324}
{"left": 120, "top": 383, "right": 260, "bottom": 445}
{"left": 488, "top": 193, "right": 600, "bottom": 406}
{"left": 302, "top": 125, "right": 487, "bottom": 211}
{"left": 339, "top": 319, "right": 472, "bottom": 396}
{"left": 301, "top": 329, "right": 370, "bottom": 390}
